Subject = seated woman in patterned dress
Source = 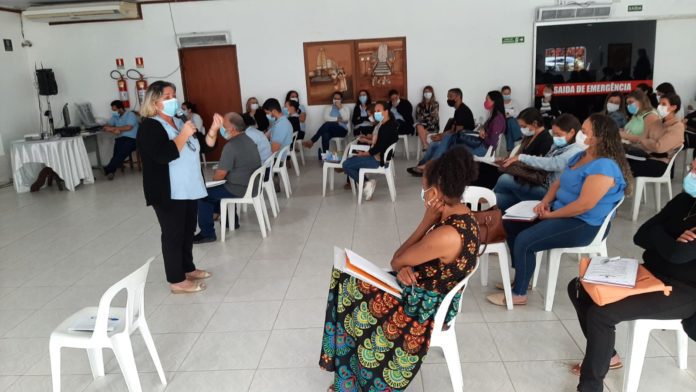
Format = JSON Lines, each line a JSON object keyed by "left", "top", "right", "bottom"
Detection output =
{"left": 319, "top": 146, "right": 481, "bottom": 392}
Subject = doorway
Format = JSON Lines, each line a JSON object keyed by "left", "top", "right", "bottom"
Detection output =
{"left": 179, "top": 45, "right": 242, "bottom": 161}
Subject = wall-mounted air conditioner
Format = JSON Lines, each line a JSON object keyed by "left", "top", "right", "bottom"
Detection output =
{"left": 23, "top": 1, "right": 139, "bottom": 23}
{"left": 537, "top": 4, "right": 613, "bottom": 22}
{"left": 177, "top": 32, "right": 232, "bottom": 48}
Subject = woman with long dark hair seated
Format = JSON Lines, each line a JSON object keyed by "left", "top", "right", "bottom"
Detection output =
{"left": 567, "top": 159, "right": 696, "bottom": 392}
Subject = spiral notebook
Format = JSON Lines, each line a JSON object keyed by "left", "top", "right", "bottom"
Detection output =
{"left": 333, "top": 247, "right": 402, "bottom": 299}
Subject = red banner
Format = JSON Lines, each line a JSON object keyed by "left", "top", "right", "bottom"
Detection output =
{"left": 535, "top": 80, "right": 652, "bottom": 97}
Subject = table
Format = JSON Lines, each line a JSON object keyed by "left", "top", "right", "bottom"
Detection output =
{"left": 80, "top": 131, "right": 104, "bottom": 169}
{"left": 10, "top": 136, "right": 95, "bottom": 193}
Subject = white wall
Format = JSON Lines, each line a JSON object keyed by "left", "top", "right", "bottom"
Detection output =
{"left": 8, "top": 0, "right": 696, "bottom": 158}
{"left": 0, "top": 11, "right": 39, "bottom": 183}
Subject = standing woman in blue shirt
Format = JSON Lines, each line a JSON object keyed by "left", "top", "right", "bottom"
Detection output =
{"left": 487, "top": 114, "right": 632, "bottom": 307}
{"left": 102, "top": 100, "right": 139, "bottom": 180}
{"left": 137, "top": 81, "right": 217, "bottom": 294}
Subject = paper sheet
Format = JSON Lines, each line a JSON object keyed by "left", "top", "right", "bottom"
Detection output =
{"left": 503, "top": 200, "right": 540, "bottom": 221}
{"left": 582, "top": 257, "right": 639, "bottom": 288}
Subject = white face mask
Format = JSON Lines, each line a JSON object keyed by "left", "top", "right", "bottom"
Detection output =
{"left": 543, "top": 92, "right": 552, "bottom": 99}
{"left": 657, "top": 104, "right": 670, "bottom": 118}
{"left": 423, "top": 92, "right": 433, "bottom": 100}
{"left": 606, "top": 102, "right": 620, "bottom": 113}
{"left": 333, "top": 99, "right": 341, "bottom": 106}
{"left": 420, "top": 187, "right": 433, "bottom": 203}
{"left": 575, "top": 130, "right": 588, "bottom": 147}
{"left": 250, "top": 103, "right": 259, "bottom": 110}
{"left": 520, "top": 127, "right": 534, "bottom": 137}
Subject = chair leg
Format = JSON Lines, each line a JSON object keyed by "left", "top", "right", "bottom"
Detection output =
{"left": 632, "top": 180, "right": 645, "bottom": 221}
{"left": 403, "top": 136, "right": 410, "bottom": 160}
{"left": 329, "top": 169, "right": 335, "bottom": 191}
{"left": 532, "top": 252, "right": 543, "bottom": 288}
{"left": 220, "top": 203, "right": 227, "bottom": 242}
{"left": 264, "top": 184, "right": 278, "bottom": 218}
{"left": 298, "top": 143, "right": 305, "bottom": 165}
{"left": 479, "top": 254, "right": 489, "bottom": 286}
{"left": 667, "top": 180, "right": 673, "bottom": 203}
{"left": 139, "top": 320, "right": 167, "bottom": 386}
{"left": 86, "top": 348, "right": 105, "bottom": 379}
{"left": 111, "top": 335, "right": 143, "bottom": 392}
{"left": 623, "top": 322, "right": 650, "bottom": 392}
{"left": 654, "top": 183, "right": 661, "bottom": 211}
{"left": 358, "top": 172, "right": 365, "bottom": 205}
{"left": 281, "top": 169, "right": 292, "bottom": 198}
{"left": 676, "top": 329, "right": 689, "bottom": 369}
{"left": 498, "top": 248, "right": 514, "bottom": 311}
{"left": 291, "top": 153, "right": 300, "bottom": 176}
{"left": 386, "top": 169, "right": 396, "bottom": 202}
{"left": 50, "top": 340, "right": 61, "bottom": 392}
{"left": 322, "top": 166, "right": 328, "bottom": 197}
{"left": 544, "top": 250, "right": 561, "bottom": 312}
{"left": 441, "top": 332, "right": 464, "bottom": 392}
{"left": 253, "top": 199, "right": 268, "bottom": 238}
{"left": 259, "top": 196, "right": 272, "bottom": 232}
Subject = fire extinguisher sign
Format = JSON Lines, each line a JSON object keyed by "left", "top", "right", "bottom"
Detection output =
{"left": 135, "top": 57, "right": 144, "bottom": 68}
{"left": 116, "top": 58, "right": 124, "bottom": 69}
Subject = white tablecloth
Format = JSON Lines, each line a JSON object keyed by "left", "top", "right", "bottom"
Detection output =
{"left": 11, "top": 136, "right": 95, "bottom": 193}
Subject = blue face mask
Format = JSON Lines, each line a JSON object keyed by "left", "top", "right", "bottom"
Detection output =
{"left": 220, "top": 126, "right": 229, "bottom": 139}
{"left": 374, "top": 111, "right": 384, "bottom": 122}
{"left": 503, "top": 95, "right": 512, "bottom": 101}
{"left": 553, "top": 136, "right": 568, "bottom": 147}
{"left": 266, "top": 113, "right": 274, "bottom": 122}
{"left": 282, "top": 107, "right": 289, "bottom": 116}
{"left": 112, "top": 111, "right": 120, "bottom": 116}
{"left": 684, "top": 173, "right": 696, "bottom": 197}
{"left": 359, "top": 95, "right": 368, "bottom": 104}
{"left": 627, "top": 103, "right": 638, "bottom": 115}
{"left": 161, "top": 98, "right": 179, "bottom": 117}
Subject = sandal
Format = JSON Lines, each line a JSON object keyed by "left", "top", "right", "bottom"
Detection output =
{"left": 186, "top": 270, "right": 212, "bottom": 280}
{"left": 570, "top": 355, "right": 622, "bottom": 376}
{"left": 171, "top": 281, "right": 207, "bottom": 294}
{"left": 486, "top": 292, "right": 528, "bottom": 306}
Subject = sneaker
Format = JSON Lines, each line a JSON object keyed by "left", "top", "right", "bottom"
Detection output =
{"left": 406, "top": 167, "right": 423, "bottom": 177}
{"left": 363, "top": 179, "right": 377, "bottom": 201}
{"left": 193, "top": 233, "right": 216, "bottom": 244}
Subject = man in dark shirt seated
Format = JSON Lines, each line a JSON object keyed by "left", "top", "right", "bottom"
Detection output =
{"left": 407, "top": 88, "right": 475, "bottom": 176}
{"left": 387, "top": 89, "right": 415, "bottom": 135}
{"left": 193, "top": 112, "right": 261, "bottom": 243}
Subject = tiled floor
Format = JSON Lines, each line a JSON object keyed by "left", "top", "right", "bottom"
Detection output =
{"left": 0, "top": 148, "right": 695, "bottom": 392}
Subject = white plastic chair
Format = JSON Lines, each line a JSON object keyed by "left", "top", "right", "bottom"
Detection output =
{"left": 220, "top": 165, "right": 271, "bottom": 240}
{"left": 398, "top": 134, "right": 410, "bottom": 160}
{"left": 322, "top": 138, "right": 358, "bottom": 197}
{"left": 289, "top": 132, "right": 301, "bottom": 177}
{"left": 473, "top": 144, "right": 496, "bottom": 164}
{"left": 50, "top": 258, "right": 165, "bottom": 392}
{"left": 262, "top": 152, "right": 279, "bottom": 218}
{"left": 461, "top": 186, "right": 514, "bottom": 310}
{"left": 623, "top": 319, "right": 689, "bottom": 392}
{"left": 429, "top": 262, "right": 479, "bottom": 392}
{"left": 272, "top": 145, "right": 292, "bottom": 198}
{"left": 357, "top": 143, "right": 397, "bottom": 204}
{"left": 532, "top": 198, "right": 624, "bottom": 311}
{"left": 631, "top": 145, "right": 684, "bottom": 221}
{"left": 294, "top": 138, "right": 305, "bottom": 166}
{"left": 329, "top": 122, "right": 351, "bottom": 153}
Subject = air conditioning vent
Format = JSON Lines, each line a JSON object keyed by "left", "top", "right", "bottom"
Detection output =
{"left": 23, "top": 1, "right": 139, "bottom": 23}
{"left": 177, "top": 32, "right": 231, "bottom": 48}
{"left": 537, "top": 5, "right": 612, "bottom": 22}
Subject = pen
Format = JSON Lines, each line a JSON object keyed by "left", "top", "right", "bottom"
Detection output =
{"left": 601, "top": 256, "right": 621, "bottom": 264}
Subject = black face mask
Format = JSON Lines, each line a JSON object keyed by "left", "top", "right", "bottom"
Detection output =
{"left": 447, "top": 99, "right": 456, "bottom": 107}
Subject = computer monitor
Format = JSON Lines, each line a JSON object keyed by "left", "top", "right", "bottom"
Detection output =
{"left": 75, "top": 102, "right": 99, "bottom": 128}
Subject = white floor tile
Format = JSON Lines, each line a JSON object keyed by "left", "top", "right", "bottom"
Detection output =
{"left": 488, "top": 321, "right": 584, "bottom": 361}
{"left": 147, "top": 303, "right": 218, "bottom": 333}
{"left": 178, "top": 331, "right": 269, "bottom": 371}
{"left": 164, "top": 370, "right": 254, "bottom": 392}
{"left": 258, "top": 328, "right": 323, "bottom": 368}
{"left": 205, "top": 301, "right": 282, "bottom": 332}
{"left": 420, "top": 362, "right": 515, "bottom": 392}
{"left": 5, "top": 375, "right": 92, "bottom": 392}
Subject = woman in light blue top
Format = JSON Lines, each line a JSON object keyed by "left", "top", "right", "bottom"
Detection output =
{"left": 487, "top": 114, "right": 632, "bottom": 307}
{"left": 137, "top": 81, "right": 217, "bottom": 294}
{"left": 494, "top": 113, "right": 585, "bottom": 211}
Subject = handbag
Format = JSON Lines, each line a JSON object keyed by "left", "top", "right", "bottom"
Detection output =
{"left": 578, "top": 257, "right": 672, "bottom": 306}
{"left": 471, "top": 206, "right": 506, "bottom": 255}
{"left": 498, "top": 161, "right": 549, "bottom": 187}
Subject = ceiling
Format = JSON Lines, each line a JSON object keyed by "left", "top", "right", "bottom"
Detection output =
{"left": 0, "top": 0, "right": 162, "bottom": 11}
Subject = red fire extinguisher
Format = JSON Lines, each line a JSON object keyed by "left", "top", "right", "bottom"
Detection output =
{"left": 110, "top": 70, "right": 130, "bottom": 108}
{"left": 135, "top": 78, "right": 148, "bottom": 106}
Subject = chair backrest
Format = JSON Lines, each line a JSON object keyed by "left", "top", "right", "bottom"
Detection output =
{"left": 663, "top": 144, "right": 685, "bottom": 176}
{"left": 588, "top": 196, "right": 625, "bottom": 246}
{"left": 340, "top": 138, "right": 360, "bottom": 162}
{"left": 92, "top": 258, "right": 153, "bottom": 340}
{"left": 382, "top": 142, "right": 397, "bottom": 167}
{"left": 243, "top": 165, "right": 266, "bottom": 199}
{"left": 433, "top": 262, "right": 479, "bottom": 330}
{"left": 273, "top": 145, "right": 291, "bottom": 170}
{"left": 262, "top": 151, "right": 277, "bottom": 184}
{"left": 461, "top": 186, "right": 497, "bottom": 210}
{"left": 291, "top": 132, "right": 298, "bottom": 145}
{"left": 482, "top": 145, "right": 495, "bottom": 158}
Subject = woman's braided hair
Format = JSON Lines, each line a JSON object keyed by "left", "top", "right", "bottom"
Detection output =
{"left": 425, "top": 146, "right": 478, "bottom": 200}
{"left": 587, "top": 113, "right": 633, "bottom": 196}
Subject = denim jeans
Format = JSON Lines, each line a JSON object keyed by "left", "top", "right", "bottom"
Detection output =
{"left": 197, "top": 185, "right": 238, "bottom": 238}
{"left": 504, "top": 218, "right": 600, "bottom": 296}
{"left": 417, "top": 134, "right": 455, "bottom": 166}
{"left": 505, "top": 117, "right": 522, "bottom": 152}
{"left": 311, "top": 122, "right": 348, "bottom": 152}
{"left": 342, "top": 156, "right": 380, "bottom": 183}
{"left": 456, "top": 134, "right": 487, "bottom": 157}
{"left": 104, "top": 137, "right": 137, "bottom": 175}
{"left": 493, "top": 174, "right": 549, "bottom": 212}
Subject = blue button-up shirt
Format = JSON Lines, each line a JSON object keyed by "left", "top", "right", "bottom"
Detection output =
{"left": 152, "top": 116, "right": 207, "bottom": 200}
{"left": 108, "top": 111, "right": 139, "bottom": 139}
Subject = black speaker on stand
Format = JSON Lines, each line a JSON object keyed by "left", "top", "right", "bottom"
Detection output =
{"left": 36, "top": 68, "right": 58, "bottom": 137}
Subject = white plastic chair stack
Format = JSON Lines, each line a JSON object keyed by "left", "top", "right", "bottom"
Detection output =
{"left": 532, "top": 198, "right": 624, "bottom": 311}
{"left": 49, "top": 258, "right": 165, "bottom": 392}
{"left": 322, "top": 138, "right": 359, "bottom": 197}
{"left": 622, "top": 319, "right": 689, "bottom": 392}
{"left": 220, "top": 165, "right": 271, "bottom": 240}
{"left": 398, "top": 134, "right": 410, "bottom": 160}
{"left": 289, "top": 132, "right": 301, "bottom": 176}
{"left": 429, "top": 263, "right": 479, "bottom": 392}
{"left": 272, "top": 145, "right": 293, "bottom": 198}
{"left": 461, "top": 186, "right": 514, "bottom": 310}
{"left": 262, "top": 152, "right": 279, "bottom": 218}
{"left": 631, "top": 145, "right": 684, "bottom": 221}
{"left": 357, "top": 143, "right": 397, "bottom": 204}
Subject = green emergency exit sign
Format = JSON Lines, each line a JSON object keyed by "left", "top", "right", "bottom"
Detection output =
{"left": 628, "top": 5, "right": 643, "bottom": 12}
{"left": 502, "top": 36, "right": 525, "bottom": 44}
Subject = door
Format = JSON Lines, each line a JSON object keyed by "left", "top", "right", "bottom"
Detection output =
{"left": 179, "top": 45, "right": 242, "bottom": 161}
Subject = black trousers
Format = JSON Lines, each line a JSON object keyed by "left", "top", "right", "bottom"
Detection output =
{"left": 628, "top": 158, "right": 667, "bottom": 178}
{"left": 152, "top": 200, "right": 198, "bottom": 284}
{"left": 104, "top": 137, "right": 137, "bottom": 175}
{"left": 568, "top": 277, "right": 696, "bottom": 392}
